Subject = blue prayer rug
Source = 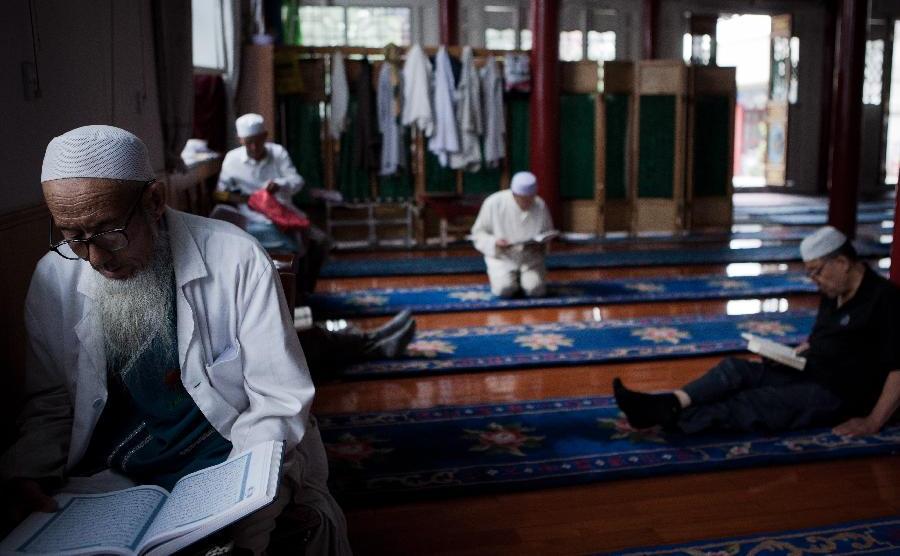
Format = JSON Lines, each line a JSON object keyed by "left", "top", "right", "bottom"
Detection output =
{"left": 310, "top": 272, "right": 817, "bottom": 317}
{"left": 342, "top": 311, "right": 815, "bottom": 378}
{"left": 320, "top": 242, "right": 889, "bottom": 278}
{"left": 610, "top": 516, "right": 900, "bottom": 555}
{"left": 318, "top": 395, "right": 900, "bottom": 502}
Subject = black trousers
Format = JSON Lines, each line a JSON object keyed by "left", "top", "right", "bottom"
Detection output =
{"left": 677, "top": 357, "right": 844, "bottom": 434}
{"left": 296, "top": 325, "right": 369, "bottom": 381}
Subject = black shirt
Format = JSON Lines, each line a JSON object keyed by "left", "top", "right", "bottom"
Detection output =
{"left": 805, "top": 265, "right": 900, "bottom": 414}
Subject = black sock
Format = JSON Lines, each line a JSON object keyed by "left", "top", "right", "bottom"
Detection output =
{"left": 613, "top": 377, "right": 681, "bottom": 429}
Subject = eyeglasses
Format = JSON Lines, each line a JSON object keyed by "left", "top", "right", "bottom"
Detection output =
{"left": 49, "top": 180, "right": 153, "bottom": 261}
{"left": 805, "top": 258, "right": 832, "bottom": 280}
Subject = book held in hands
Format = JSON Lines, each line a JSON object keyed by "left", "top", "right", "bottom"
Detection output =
{"left": 741, "top": 333, "right": 807, "bottom": 371}
{"left": 0, "top": 440, "right": 284, "bottom": 556}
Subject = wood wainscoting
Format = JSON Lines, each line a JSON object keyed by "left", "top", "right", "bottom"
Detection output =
{"left": 0, "top": 203, "right": 50, "bottom": 448}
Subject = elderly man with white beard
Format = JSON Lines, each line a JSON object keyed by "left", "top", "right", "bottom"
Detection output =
{"left": 0, "top": 126, "right": 351, "bottom": 555}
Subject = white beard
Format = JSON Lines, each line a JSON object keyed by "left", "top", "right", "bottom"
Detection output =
{"left": 93, "top": 231, "right": 176, "bottom": 370}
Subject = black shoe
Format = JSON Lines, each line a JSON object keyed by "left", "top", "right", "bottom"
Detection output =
{"left": 367, "top": 319, "right": 416, "bottom": 359}
{"left": 370, "top": 310, "right": 413, "bottom": 342}
{"left": 613, "top": 377, "right": 681, "bottom": 429}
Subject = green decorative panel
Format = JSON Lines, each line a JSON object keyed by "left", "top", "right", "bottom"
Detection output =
{"left": 692, "top": 95, "right": 731, "bottom": 197}
{"left": 378, "top": 128, "right": 413, "bottom": 200}
{"left": 508, "top": 95, "right": 530, "bottom": 174}
{"left": 637, "top": 95, "right": 676, "bottom": 199}
{"left": 560, "top": 94, "right": 596, "bottom": 200}
{"left": 463, "top": 157, "right": 501, "bottom": 194}
{"left": 604, "top": 93, "right": 629, "bottom": 200}
{"left": 284, "top": 96, "right": 323, "bottom": 205}
{"left": 424, "top": 151, "right": 457, "bottom": 194}
{"left": 336, "top": 99, "right": 372, "bottom": 202}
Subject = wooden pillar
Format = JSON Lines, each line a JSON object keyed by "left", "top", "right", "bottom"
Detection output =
{"left": 827, "top": 0, "right": 867, "bottom": 238}
{"left": 642, "top": 0, "right": 660, "bottom": 60}
{"left": 817, "top": 2, "right": 838, "bottom": 199}
{"left": 439, "top": 0, "right": 459, "bottom": 46}
{"left": 529, "top": 0, "right": 561, "bottom": 224}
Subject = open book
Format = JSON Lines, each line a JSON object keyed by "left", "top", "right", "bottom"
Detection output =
{"left": 515, "top": 230, "right": 560, "bottom": 246}
{"left": 0, "top": 440, "right": 284, "bottom": 556}
{"left": 741, "top": 333, "right": 807, "bottom": 371}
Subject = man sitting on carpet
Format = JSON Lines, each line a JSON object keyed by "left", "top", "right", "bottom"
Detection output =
{"left": 217, "top": 113, "right": 331, "bottom": 295}
{"left": 471, "top": 171, "right": 554, "bottom": 298}
{"left": 614, "top": 225, "right": 900, "bottom": 437}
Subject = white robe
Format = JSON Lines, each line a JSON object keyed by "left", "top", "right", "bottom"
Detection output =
{"left": 449, "top": 46, "right": 483, "bottom": 172}
{"left": 401, "top": 44, "right": 433, "bottom": 136}
{"left": 471, "top": 190, "right": 554, "bottom": 295}
{"left": 0, "top": 208, "right": 350, "bottom": 554}
{"left": 427, "top": 46, "right": 459, "bottom": 167}
{"left": 329, "top": 51, "right": 349, "bottom": 140}
{"left": 377, "top": 62, "right": 406, "bottom": 176}
{"left": 216, "top": 142, "right": 305, "bottom": 225}
{"left": 481, "top": 56, "right": 506, "bottom": 168}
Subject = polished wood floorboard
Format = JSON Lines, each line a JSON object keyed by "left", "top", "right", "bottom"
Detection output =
{"left": 313, "top": 258, "right": 900, "bottom": 555}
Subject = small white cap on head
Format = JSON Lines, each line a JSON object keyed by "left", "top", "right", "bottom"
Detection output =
{"left": 510, "top": 171, "right": 537, "bottom": 196}
{"left": 236, "top": 113, "right": 266, "bottom": 138}
{"left": 41, "top": 125, "right": 154, "bottom": 183}
{"left": 800, "top": 225, "right": 847, "bottom": 262}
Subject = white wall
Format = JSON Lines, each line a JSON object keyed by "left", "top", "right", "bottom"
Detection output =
{"left": 0, "top": 0, "right": 166, "bottom": 214}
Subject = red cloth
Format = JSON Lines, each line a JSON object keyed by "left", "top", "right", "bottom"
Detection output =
{"left": 248, "top": 189, "right": 310, "bottom": 232}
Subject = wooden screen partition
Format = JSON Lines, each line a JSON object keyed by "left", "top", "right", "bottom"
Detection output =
{"left": 687, "top": 66, "right": 736, "bottom": 231}
{"left": 632, "top": 60, "right": 688, "bottom": 233}
{"left": 599, "top": 61, "right": 635, "bottom": 233}
{"left": 560, "top": 62, "right": 601, "bottom": 234}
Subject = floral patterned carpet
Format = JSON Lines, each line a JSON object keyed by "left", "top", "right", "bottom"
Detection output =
{"left": 319, "top": 242, "right": 888, "bottom": 278}
{"left": 310, "top": 272, "right": 817, "bottom": 317}
{"left": 610, "top": 516, "right": 900, "bottom": 555}
{"left": 341, "top": 310, "right": 815, "bottom": 378}
{"left": 319, "top": 395, "right": 900, "bottom": 503}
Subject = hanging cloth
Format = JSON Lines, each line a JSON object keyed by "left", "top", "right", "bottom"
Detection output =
{"left": 352, "top": 58, "right": 380, "bottom": 172}
{"left": 377, "top": 62, "right": 406, "bottom": 175}
{"left": 329, "top": 51, "right": 349, "bottom": 140}
{"left": 482, "top": 55, "right": 506, "bottom": 168}
{"left": 401, "top": 44, "right": 434, "bottom": 136}
{"left": 449, "top": 46, "right": 483, "bottom": 172}
{"left": 428, "top": 46, "right": 460, "bottom": 167}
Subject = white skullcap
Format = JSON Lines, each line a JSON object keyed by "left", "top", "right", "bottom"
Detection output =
{"left": 41, "top": 125, "right": 154, "bottom": 183}
{"left": 800, "top": 225, "right": 847, "bottom": 262}
{"left": 510, "top": 171, "right": 537, "bottom": 196}
{"left": 236, "top": 113, "right": 266, "bottom": 138}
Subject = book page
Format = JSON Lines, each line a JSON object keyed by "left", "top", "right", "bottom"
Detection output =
{"left": 1, "top": 487, "right": 167, "bottom": 555}
{"left": 142, "top": 452, "right": 254, "bottom": 542}
{"left": 742, "top": 333, "right": 806, "bottom": 370}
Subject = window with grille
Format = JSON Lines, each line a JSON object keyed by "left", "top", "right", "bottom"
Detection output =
{"left": 885, "top": 21, "right": 900, "bottom": 185}
{"left": 587, "top": 30, "right": 616, "bottom": 61}
{"left": 285, "top": 6, "right": 410, "bottom": 47}
{"left": 192, "top": 0, "right": 227, "bottom": 71}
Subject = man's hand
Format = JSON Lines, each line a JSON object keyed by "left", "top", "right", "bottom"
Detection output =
{"left": 265, "top": 181, "right": 281, "bottom": 194}
{"left": 793, "top": 342, "right": 810, "bottom": 356}
{"left": 495, "top": 238, "right": 510, "bottom": 249}
{"left": 2, "top": 479, "right": 58, "bottom": 526}
{"left": 833, "top": 416, "right": 882, "bottom": 437}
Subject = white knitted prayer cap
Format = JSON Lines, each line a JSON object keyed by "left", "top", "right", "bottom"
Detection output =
{"left": 41, "top": 125, "right": 155, "bottom": 183}
{"left": 236, "top": 113, "right": 266, "bottom": 138}
{"left": 510, "top": 171, "right": 537, "bottom": 196}
{"left": 800, "top": 225, "right": 847, "bottom": 262}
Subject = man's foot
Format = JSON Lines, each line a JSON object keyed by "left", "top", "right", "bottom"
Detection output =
{"left": 612, "top": 377, "right": 681, "bottom": 429}
{"left": 368, "top": 319, "right": 416, "bottom": 359}
{"left": 370, "top": 310, "right": 413, "bottom": 342}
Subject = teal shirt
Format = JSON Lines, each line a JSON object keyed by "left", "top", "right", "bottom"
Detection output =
{"left": 76, "top": 284, "right": 232, "bottom": 490}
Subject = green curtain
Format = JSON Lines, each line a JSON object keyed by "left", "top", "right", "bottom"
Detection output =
{"left": 560, "top": 94, "right": 596, "bottom": 200}
{"left": 604, "top": 93, "right": 629, "bottom": 200}
{"left": 692, "top": 95, "right": 731, "bottom": 197}
{"left": 283, "top": 96, "right": 323, "bottom": 205}
{"left": 637, "top": 95, "right": 676, "bottom": 199}
{"left": 337, "top": 98, "right": 372, "bottom": 201}
{"left": 507, "top": 95, "right": 530, "bottom": 174}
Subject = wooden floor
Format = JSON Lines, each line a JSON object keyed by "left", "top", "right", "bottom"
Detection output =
{"left": 313, "top": 255, "right": 900, "bottom": 555}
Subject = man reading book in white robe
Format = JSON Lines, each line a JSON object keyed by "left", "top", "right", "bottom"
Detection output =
{"left": 614, "top": 226, "right": 900, "bottom": 437}
{"left": 0, "top": 126, "right": 351, "bottom": 555}
{"left": 471, "top": 171, "right": 555, "bottom": 298}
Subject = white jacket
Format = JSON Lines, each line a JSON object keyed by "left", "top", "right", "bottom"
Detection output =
{"left": 428, "top": 46, "right": 460, "bottom": 167}
{"left": 1, "top": 208, "right": 321, "bottom": 484}
{"left": 471, "top": 190, "right": 554, "bottom": 271}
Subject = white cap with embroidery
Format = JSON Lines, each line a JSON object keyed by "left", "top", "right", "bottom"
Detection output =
{"left": 41, "top": 125, "right": 155, "bottom": 183}
{"left": 800, "top": 225, "right": 847, "bottom": 262}
{"left": 236, "top": 113, "right": 266, "bottom": 138}
{"left": 510, "top": 171, "right": 537, "bottom": 196}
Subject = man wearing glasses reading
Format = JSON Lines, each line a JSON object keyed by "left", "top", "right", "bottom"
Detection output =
{"left": 613, "top": 226, "right": 900, "bottom": 437}
{"left": 0, "top": 126, "right": 350, "bottom": 555}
